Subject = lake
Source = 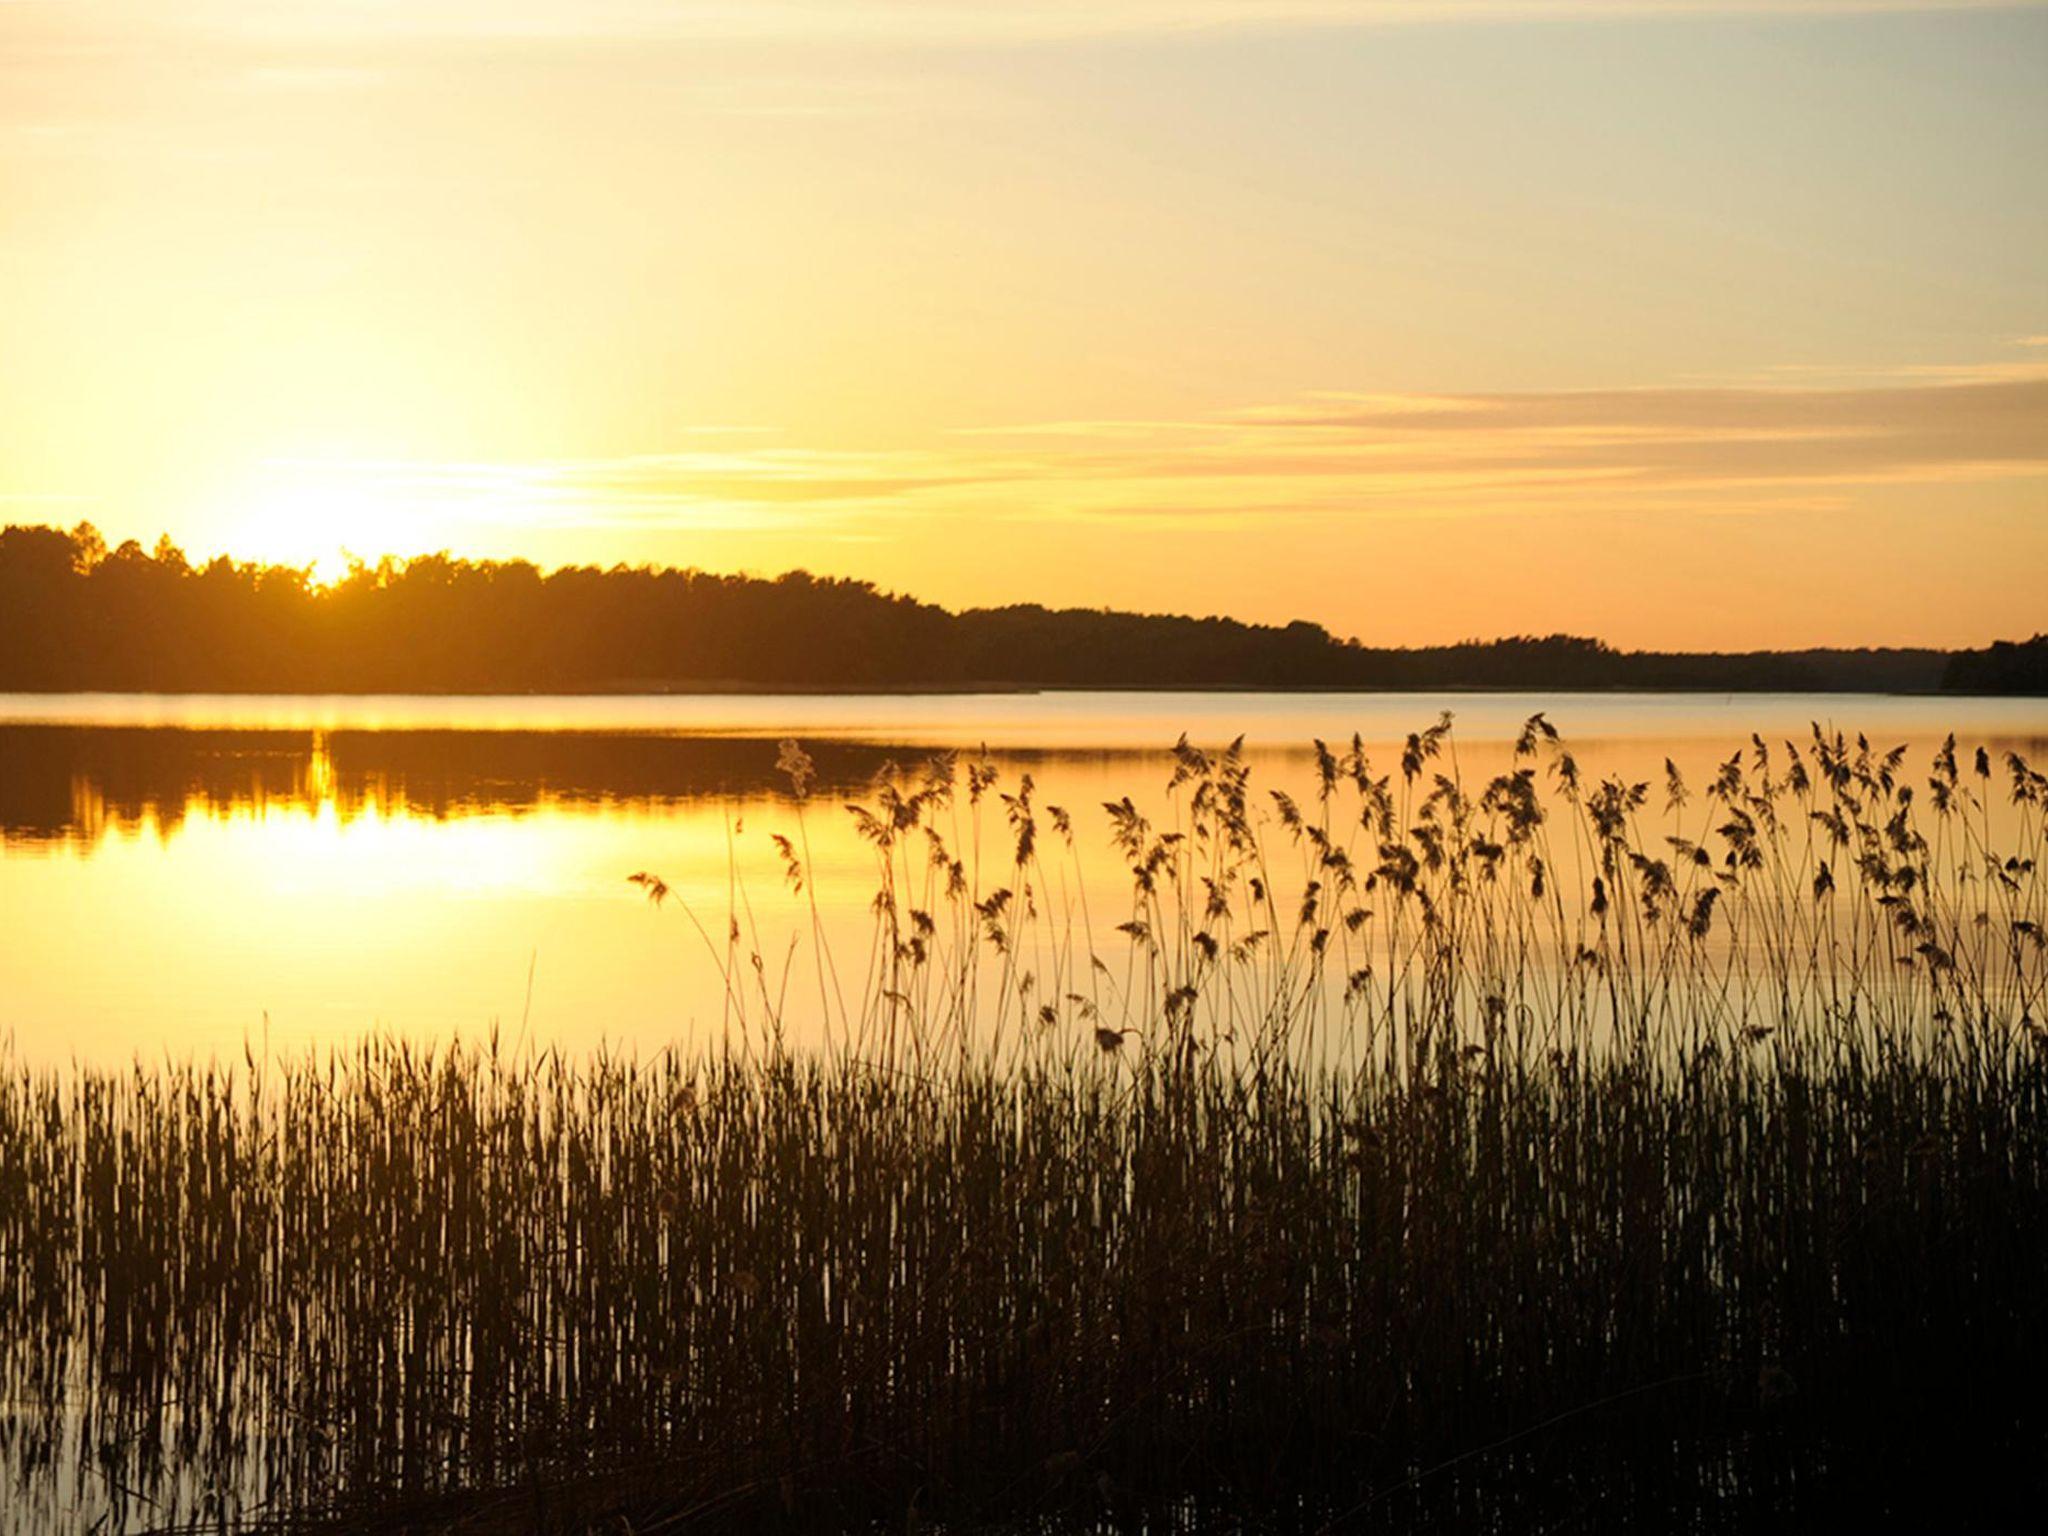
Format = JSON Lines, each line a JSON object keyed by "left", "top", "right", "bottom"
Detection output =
{"left": 4, "top": 687, "right": 2046, "bottom": 1536}
{"left": 4, "top": 689, "right": 2045, "bottom": 1065}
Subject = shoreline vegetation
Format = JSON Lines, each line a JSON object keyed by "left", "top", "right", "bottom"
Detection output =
{"left": 2, "top": 677, "right": 2037, "bottom": 700}
{"left": 2, "top": 719, "right": 2045, "bottom": 1531}
{"left": 6, "top": 522, "right": 2045, "bottom": 696}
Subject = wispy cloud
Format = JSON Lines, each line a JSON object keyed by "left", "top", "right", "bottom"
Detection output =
{"left": 234, "top": 64, "right": 387, "bottom": 93}
{"left": 305, "top": 370, "right": 2048, "bottom": 538}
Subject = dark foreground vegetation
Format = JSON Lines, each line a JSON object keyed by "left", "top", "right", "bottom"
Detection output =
{"left": 3, "top": 720, "right": 2046, "bottom": 1532}
{"left": 5, "top": 521, "right": 2040, "bottom": 693}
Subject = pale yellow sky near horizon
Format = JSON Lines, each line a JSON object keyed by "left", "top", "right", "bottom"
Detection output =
{"left": 3, "top": 0, "right": 2044, "bottom": 648}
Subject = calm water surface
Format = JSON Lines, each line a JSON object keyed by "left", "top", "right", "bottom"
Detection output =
{"left": 4, "top": 690, "right": 2044, "bottom": 1064}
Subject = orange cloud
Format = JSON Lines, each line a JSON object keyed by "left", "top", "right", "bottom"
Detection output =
{"left": 362, "top": 372, "right": 2044, "bottom": 532}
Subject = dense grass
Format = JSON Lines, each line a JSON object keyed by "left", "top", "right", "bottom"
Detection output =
{"left": 2, "top": 718, "right": 2045, "bottom": 1532}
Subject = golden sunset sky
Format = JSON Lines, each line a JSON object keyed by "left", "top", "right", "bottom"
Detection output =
{"left": 3, "top": 0, "right": 2044, "bottom": 647}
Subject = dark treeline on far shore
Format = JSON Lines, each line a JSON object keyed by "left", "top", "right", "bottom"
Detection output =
{"left": 3, "top": 522, "right": 2043, "bottom": 694}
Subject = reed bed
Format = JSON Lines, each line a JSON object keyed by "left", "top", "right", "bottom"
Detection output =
{"left": 2, "top": 717, "right": 2045, "bottom": 1533}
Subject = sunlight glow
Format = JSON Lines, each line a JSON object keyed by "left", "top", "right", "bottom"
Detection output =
{"left": 222, "top": 470, "right": 438, "bottom": 580}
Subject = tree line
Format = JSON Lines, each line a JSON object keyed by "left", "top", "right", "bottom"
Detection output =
{"left": 1, "top": 522, "right": 2038, "bottom": 693}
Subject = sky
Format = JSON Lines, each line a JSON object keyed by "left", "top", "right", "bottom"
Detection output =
{"left": 2, "top": 0, "right": 2044, "bottom": 649}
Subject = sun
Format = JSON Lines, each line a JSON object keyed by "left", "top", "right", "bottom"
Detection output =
{"left": 223, "top": 469, "right": 429, "bottom": 580}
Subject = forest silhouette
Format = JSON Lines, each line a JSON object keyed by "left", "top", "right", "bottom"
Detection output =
{"left": 3, "top": 522, "right": 2040, "bottom": 694}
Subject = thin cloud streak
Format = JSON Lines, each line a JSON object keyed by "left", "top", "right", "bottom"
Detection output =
{"left": 325, "top": 373, "right": 2048, "bottom": 537}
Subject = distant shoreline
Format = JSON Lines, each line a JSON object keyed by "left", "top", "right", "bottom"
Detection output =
{"left": 0, "top": 682, "right": 2005, "bottom": 699}
{"left": 0, "top": 679, "right": 2015, "bottom": 699}
{"left": 6, "top": 522, "right": 2043, "bottom": 696}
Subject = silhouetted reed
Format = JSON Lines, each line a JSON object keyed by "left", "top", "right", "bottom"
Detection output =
{"left": 2, "top": 717, "right": 2044, "bottom": 1532}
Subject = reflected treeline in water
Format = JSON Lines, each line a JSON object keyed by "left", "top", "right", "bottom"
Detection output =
{"left": 0, "top": 726, "right": 995, "bottom": 846}
{"left": 2, "top": 719, "right": 2046, "bottom": 1531}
